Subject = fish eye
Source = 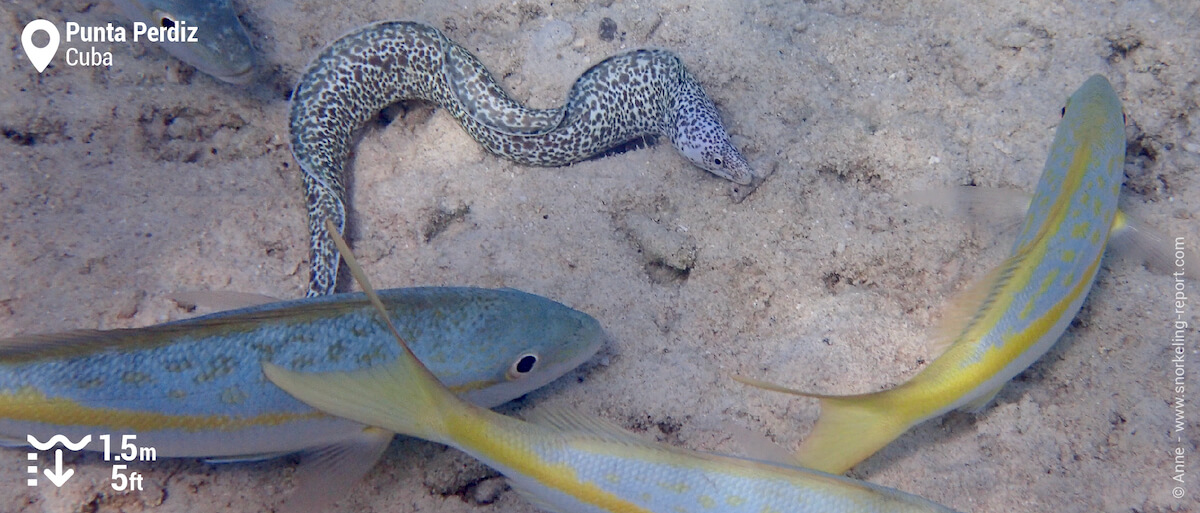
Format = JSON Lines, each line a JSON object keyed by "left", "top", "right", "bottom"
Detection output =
{"left": 713, "top": 157, "right": 723, "bottom": 167}
{"left": 507, "top": 353, "right": 539, "bottom": 379}
{"left": 153, "top": 10, "right": 178, "bottom": 29}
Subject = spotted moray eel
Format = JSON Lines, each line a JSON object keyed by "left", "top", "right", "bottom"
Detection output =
{"left": 291, "top": 21, "right": 754, "bottom": 296}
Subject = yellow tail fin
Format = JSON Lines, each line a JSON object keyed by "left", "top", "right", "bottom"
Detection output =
{"left": 791, "top": 393, "right": 914, "bottom": 474}
{"left": 734, "top": 376, "right": 916, "bottom": 474}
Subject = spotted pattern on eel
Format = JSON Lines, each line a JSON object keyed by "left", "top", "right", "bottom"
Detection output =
{"left": 291, "top": 21, "right": 754, "bottom": 296}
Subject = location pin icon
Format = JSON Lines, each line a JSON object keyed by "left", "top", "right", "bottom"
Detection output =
{"left": 21, "top": 19, "right": 60, "bottom": 73}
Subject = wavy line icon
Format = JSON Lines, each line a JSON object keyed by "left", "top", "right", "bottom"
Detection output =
{"left": 27, "top": 434, "right": 91, "bottom": 451}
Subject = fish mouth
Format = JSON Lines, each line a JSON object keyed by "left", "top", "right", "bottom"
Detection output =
{"left": 212, "top": 62, "right": 256, "bottom": 84}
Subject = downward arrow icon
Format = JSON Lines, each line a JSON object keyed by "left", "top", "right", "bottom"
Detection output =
{"left": 43, "top": 449, "right": 73, "bottom": 487}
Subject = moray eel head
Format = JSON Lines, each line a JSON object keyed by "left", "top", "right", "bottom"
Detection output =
{"left": 670, "top": 73, "right": 754, "bottom": 185}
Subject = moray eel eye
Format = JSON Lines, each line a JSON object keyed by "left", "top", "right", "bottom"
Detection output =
{"left": 507, "top": 353, "right": 540, "bottom": 380}
{"left": 713, "top": 157, "right": 723, "bottom": 167}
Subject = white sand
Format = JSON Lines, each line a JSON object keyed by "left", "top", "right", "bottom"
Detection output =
{"left": 2, "top": 0, "right": 1198, "bottom": 512}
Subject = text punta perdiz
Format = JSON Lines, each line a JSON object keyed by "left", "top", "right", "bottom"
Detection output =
{"left": 64, "top": 21, "right": 198, "bottom": 43}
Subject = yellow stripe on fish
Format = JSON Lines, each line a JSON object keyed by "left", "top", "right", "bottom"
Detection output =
{"left": 0, "top": 386, "right": 323, "bottom": 432}
{"left": 738, "top": 75, "right": 1129, "bottom": 475}
{"left": 261, "top": 219, "right": 961, "bottom": 513}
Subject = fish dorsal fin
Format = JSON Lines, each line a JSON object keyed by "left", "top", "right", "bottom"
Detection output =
{"left": 0, "top": 294, "right": 363, "bottom": 362}
{"left": 525, "top": 406, "right": 654, "bottom": 447}
{"left": 168, "top": 291, "right": 283, "bottom": 311}
{"left": 0, "top": 317, "right": 298, "bottom": 362}
{"left": 0, "top": 329, "right": 133, "bottom": 361}
{"left": 928, "top": 261, "right": 1009, "bottom": 357}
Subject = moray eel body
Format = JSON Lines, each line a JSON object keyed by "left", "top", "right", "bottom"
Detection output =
{"left": 290, "top": 21, "right": 753, "bottom": 296}
{"left": 114, "top": 0, "right": 254, "bottom": 83}
{"left": 741, "top": 75, "right": 1128, "bottom": 474}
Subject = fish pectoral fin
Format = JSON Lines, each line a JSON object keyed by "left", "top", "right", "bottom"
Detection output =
{"left": 928, "top": 261, "right": 1010, "bottom": 357}
{"left": 276, "top": 426, "right": 394, "bottom": 513}
{"left": 719, "top": 420, "right": 793, "bottom": 466}
{"left": 203, "top": 451, "right": 294, "bottom": 465}
{"left": 1107, "top": 210, "right": 1185, "bottom": 277}
{"left": 168, "top": 291, "right": 284, "bottom": 311}
{"left": 509, "top": 481, "right": 570, "bottom": 513}
{"left": 0, "top": 435, "right": 28, "bottom": 447}
{"left": 903, "top": 186, "right": 1030, "bottom": 240}
{"left": 958, "top": 384, "right": 1004, "bottom": 413}
{"left": 262, "top": 360, "right": 454, "bottom": 444}
{"left": 910, "top": 185, "right": 1184, "bottom": 278}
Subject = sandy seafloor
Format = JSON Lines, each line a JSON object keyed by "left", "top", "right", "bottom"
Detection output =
{"left": 1, "top": 0, "right": 1199, "bottom": 512}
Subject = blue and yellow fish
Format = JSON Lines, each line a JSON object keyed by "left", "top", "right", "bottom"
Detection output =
{"left": 740, "top": 74, "right": 1131, "bottom": 474}
{"left": 2, "top": 287, "right": 604, "bottom": 508}
{"left": 261, "top": 226, "right": 962, "bottom": 513}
